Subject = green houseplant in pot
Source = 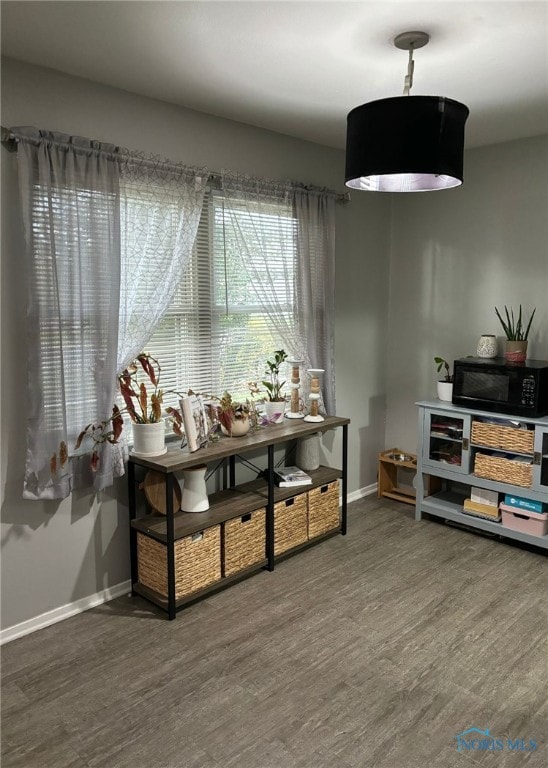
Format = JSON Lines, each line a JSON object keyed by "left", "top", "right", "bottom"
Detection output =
{"left": 495, "top": 305, "right": 536, "bottom": 363}
{"left": 262, "top": 349, "right": 288, "bottom": 423}
{"left": 434, "top": 356, "right": 454, "bottom": 402}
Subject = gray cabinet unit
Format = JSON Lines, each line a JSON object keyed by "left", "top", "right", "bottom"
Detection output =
{"left": 416, "top": 401, "right": 548, "bottom": 550}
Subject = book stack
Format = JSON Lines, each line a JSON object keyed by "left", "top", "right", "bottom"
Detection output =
{"left": 274, "top": 466, "right": 312, "bottom": 488}
{"left": 463, "top": 487, "right": 501, "bottom": 521}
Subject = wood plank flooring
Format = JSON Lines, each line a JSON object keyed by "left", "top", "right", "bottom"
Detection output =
{"left": 2, "top": 496, "right": 547, "bottom": 768}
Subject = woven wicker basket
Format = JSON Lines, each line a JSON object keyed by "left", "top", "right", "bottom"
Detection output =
{"left": 308, "top": 480, "right": 340, "bottom": 539}
{"left": 274, "top": 494, "right": 308, "bottom": 555}
{"left": 474, "top": 453, "right": 533, "bottom": 488}
{"left": 471, "top": 422, "right": 534, "bottom": 454}
{"left": 137, "top": 527, "right": 221, "bottom": 600}
{"left": 223, "top": 509, "right": 266, "bottom": 577}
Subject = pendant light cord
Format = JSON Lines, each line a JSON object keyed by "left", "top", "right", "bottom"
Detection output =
{"left": 403, "top": 46, "right": 415, "bottom": 95}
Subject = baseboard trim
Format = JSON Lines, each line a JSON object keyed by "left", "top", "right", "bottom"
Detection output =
{"left": 347, "top": 482, "right": 377, "bottom": 504}
{"left": 0, "top": 580, "right": 132, "bottom": 645}
{"left": 2, "top": 485, "right": 378, "bottom": 644}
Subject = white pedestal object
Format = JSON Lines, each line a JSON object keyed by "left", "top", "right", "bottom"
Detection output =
{"left": 285, "top": 359, "right": 305, "bottom": 419}
{"left": 304, "top": 369, "right": 325, "bottom": 423}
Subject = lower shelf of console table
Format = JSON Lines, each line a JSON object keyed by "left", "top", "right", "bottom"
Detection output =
{"left": 131, "top": 466, "right": 342, "bottom": 613}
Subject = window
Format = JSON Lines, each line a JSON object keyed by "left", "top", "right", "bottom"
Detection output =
{"left": 146, "top": 189, "right": 298, "bottom": 408}
{"left": 19, "top": 125, "right": 334, "bottom": 500}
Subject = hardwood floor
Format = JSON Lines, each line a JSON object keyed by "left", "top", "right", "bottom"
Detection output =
{"left": 2, "top": 496, "right": 547, "bottom": 768}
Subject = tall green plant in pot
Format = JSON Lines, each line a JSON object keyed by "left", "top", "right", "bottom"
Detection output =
{"left": 262, "top": 349, "right": 288, "bottom": 424}
{"left": 495, "top": 305, "right": 536, "bottom": 362}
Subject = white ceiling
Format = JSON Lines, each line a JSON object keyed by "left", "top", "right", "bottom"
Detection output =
{"left": 2, "top": 1, "right": 547, "bottom": 150}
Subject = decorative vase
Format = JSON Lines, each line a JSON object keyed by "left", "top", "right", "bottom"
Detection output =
{"left": 476, "top": 334, "right": 498, "bottom": 359}
{"left": 437, "top": 381, "right": 453, "bottom": 402}
{"left": 181, "top": 465, "right": 209, "bottom": 513}
{"left": 131, "top": 421, "right": 166, "bottom": 457}
{"left": 504, "top": 340, "right": 528, "bottom": 363}
{"left": 221, "top": 415, "right": 250, "bottom": 437}
{"left": 263, "top": 401, "right": 285, "bottom": 424}
{"left": 296, "top": 433, "right": 321, "bottom": 471}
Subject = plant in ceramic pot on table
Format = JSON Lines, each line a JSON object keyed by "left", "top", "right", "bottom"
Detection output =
{"left": 217, "top": 391, "right": 251, "bottom": 437}
{"left": 495, "top": 305, "right": 536, "bottom": 363}
{"left": 434, "top": 356, "right": 454, "bottom": 402}
{"left": 75, "top": 353, "right": 184, "bottom": 464}
{"left": 261, "top": 349, "right": 288, "bottom": 424}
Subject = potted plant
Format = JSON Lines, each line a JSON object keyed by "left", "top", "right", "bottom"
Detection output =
{"left": 495, "top": 305, "right": 536, "bottom": 362}
{"left": 434, "top": 356, "right": 454, "bottom": 402}
{"left": 217, "top": 391, "right": 251, "bottom": 437}
{"left": 262, "top": 349, "right": 288, "bottom": 423}
{"left": 74, "top": 353, "right": 183, "bottom": 465}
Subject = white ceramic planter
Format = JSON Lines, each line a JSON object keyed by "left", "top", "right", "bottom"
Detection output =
{"left": 263, "top": 401, "right": 285, "bottom": 423}
{"left": 221, "top": 416, "right": 250, "bottom": 437}
{"left": 131, "top": 421, "right": 166, "bottom": 457}
{"left": 437, "top": 381, "right": 454, "bottom": 403}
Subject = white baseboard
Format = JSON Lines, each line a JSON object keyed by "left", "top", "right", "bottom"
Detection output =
{"left": 2, "top": 486, "right": 379, "bottom": 645}
{"left": 0, "top": 580, "right": 132, "bottom": 645}
{"left": 346, "top": 482, "right": 377, "bottom": 504}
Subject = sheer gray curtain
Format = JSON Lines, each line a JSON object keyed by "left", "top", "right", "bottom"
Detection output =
{"left": 219, "top": 173, "right": 336, "bottom": 413}
{"left": 15, "top": 127, "right": 207, "bottom": 499}
{"left": 294, "top": 187, "right": 336, "bottom": 414}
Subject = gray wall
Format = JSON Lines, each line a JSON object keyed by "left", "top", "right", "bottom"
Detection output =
{"left": 385, "top": 135, "right": 548, "bottom": 452}
{"left": 1, "top": 58, "right": 391, "bottom": 632}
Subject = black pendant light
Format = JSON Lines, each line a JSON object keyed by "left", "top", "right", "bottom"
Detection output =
{"left": 345, "top": 32, "right": 469, "bottom": 192}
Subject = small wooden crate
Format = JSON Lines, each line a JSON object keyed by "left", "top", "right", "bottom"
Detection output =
{"left": 471, "top": 422, "right": 534, "bottom": 454}
{"left": 223, "top": 509, "right": 266, "bottom": 577}
{"left": 308, "top": 480, "right": 340, "bottom": 538}
{"left": 274, "top": 494, "right": 308, "bottom": 555}
{"left": 137, "top": 527, "right": 221, "bottom": 600}
{"left": 474, "top": 453, "right": 533, "bottom": 488}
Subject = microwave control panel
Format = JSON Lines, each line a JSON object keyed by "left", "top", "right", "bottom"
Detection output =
{"left": 521, "top": 376, "right": 536, "bottom": 408}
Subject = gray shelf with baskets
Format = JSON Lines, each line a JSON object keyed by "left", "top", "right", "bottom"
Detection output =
{"left": 416, "top": 401, "right": 548, "bottom": 550}
{"left": 128, "top": 416, "right": 350, "bottom": 619}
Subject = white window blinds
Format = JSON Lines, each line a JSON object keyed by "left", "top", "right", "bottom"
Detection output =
{"left": 146, "top": 189, "right": 298, "bottom": 406}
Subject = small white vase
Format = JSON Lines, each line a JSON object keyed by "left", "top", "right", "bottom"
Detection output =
{"left": 131, "top": 421, "right": 166, "bottom": 457}
{"left": 437, "top": 381, "right": 453, "bottom": 402}
{"left": 476, "top": 334, "right": 498, "bottom": 358}
{"left": 181, "top": 465, "right": 209, "bottom": 513}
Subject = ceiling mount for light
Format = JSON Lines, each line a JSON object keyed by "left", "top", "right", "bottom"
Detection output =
{"left": 345, "top": 31, "right": 469, "bottom": 192}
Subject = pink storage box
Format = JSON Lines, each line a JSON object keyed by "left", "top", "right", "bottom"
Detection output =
{"left": 500, "top": 503, "right": 548, "bottom": 538}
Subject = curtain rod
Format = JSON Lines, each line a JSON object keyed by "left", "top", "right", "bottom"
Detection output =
{"left": 1, "top": 126, "right": 350, "bottom": 203}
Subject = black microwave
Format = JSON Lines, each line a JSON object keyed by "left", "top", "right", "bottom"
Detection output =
{"left": 452, "top": 358, "right": 548, "bottom": 417}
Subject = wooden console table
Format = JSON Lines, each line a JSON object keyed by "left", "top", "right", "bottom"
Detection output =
{"left": 128, "top": 416, "right": 350, "bottom": 619}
